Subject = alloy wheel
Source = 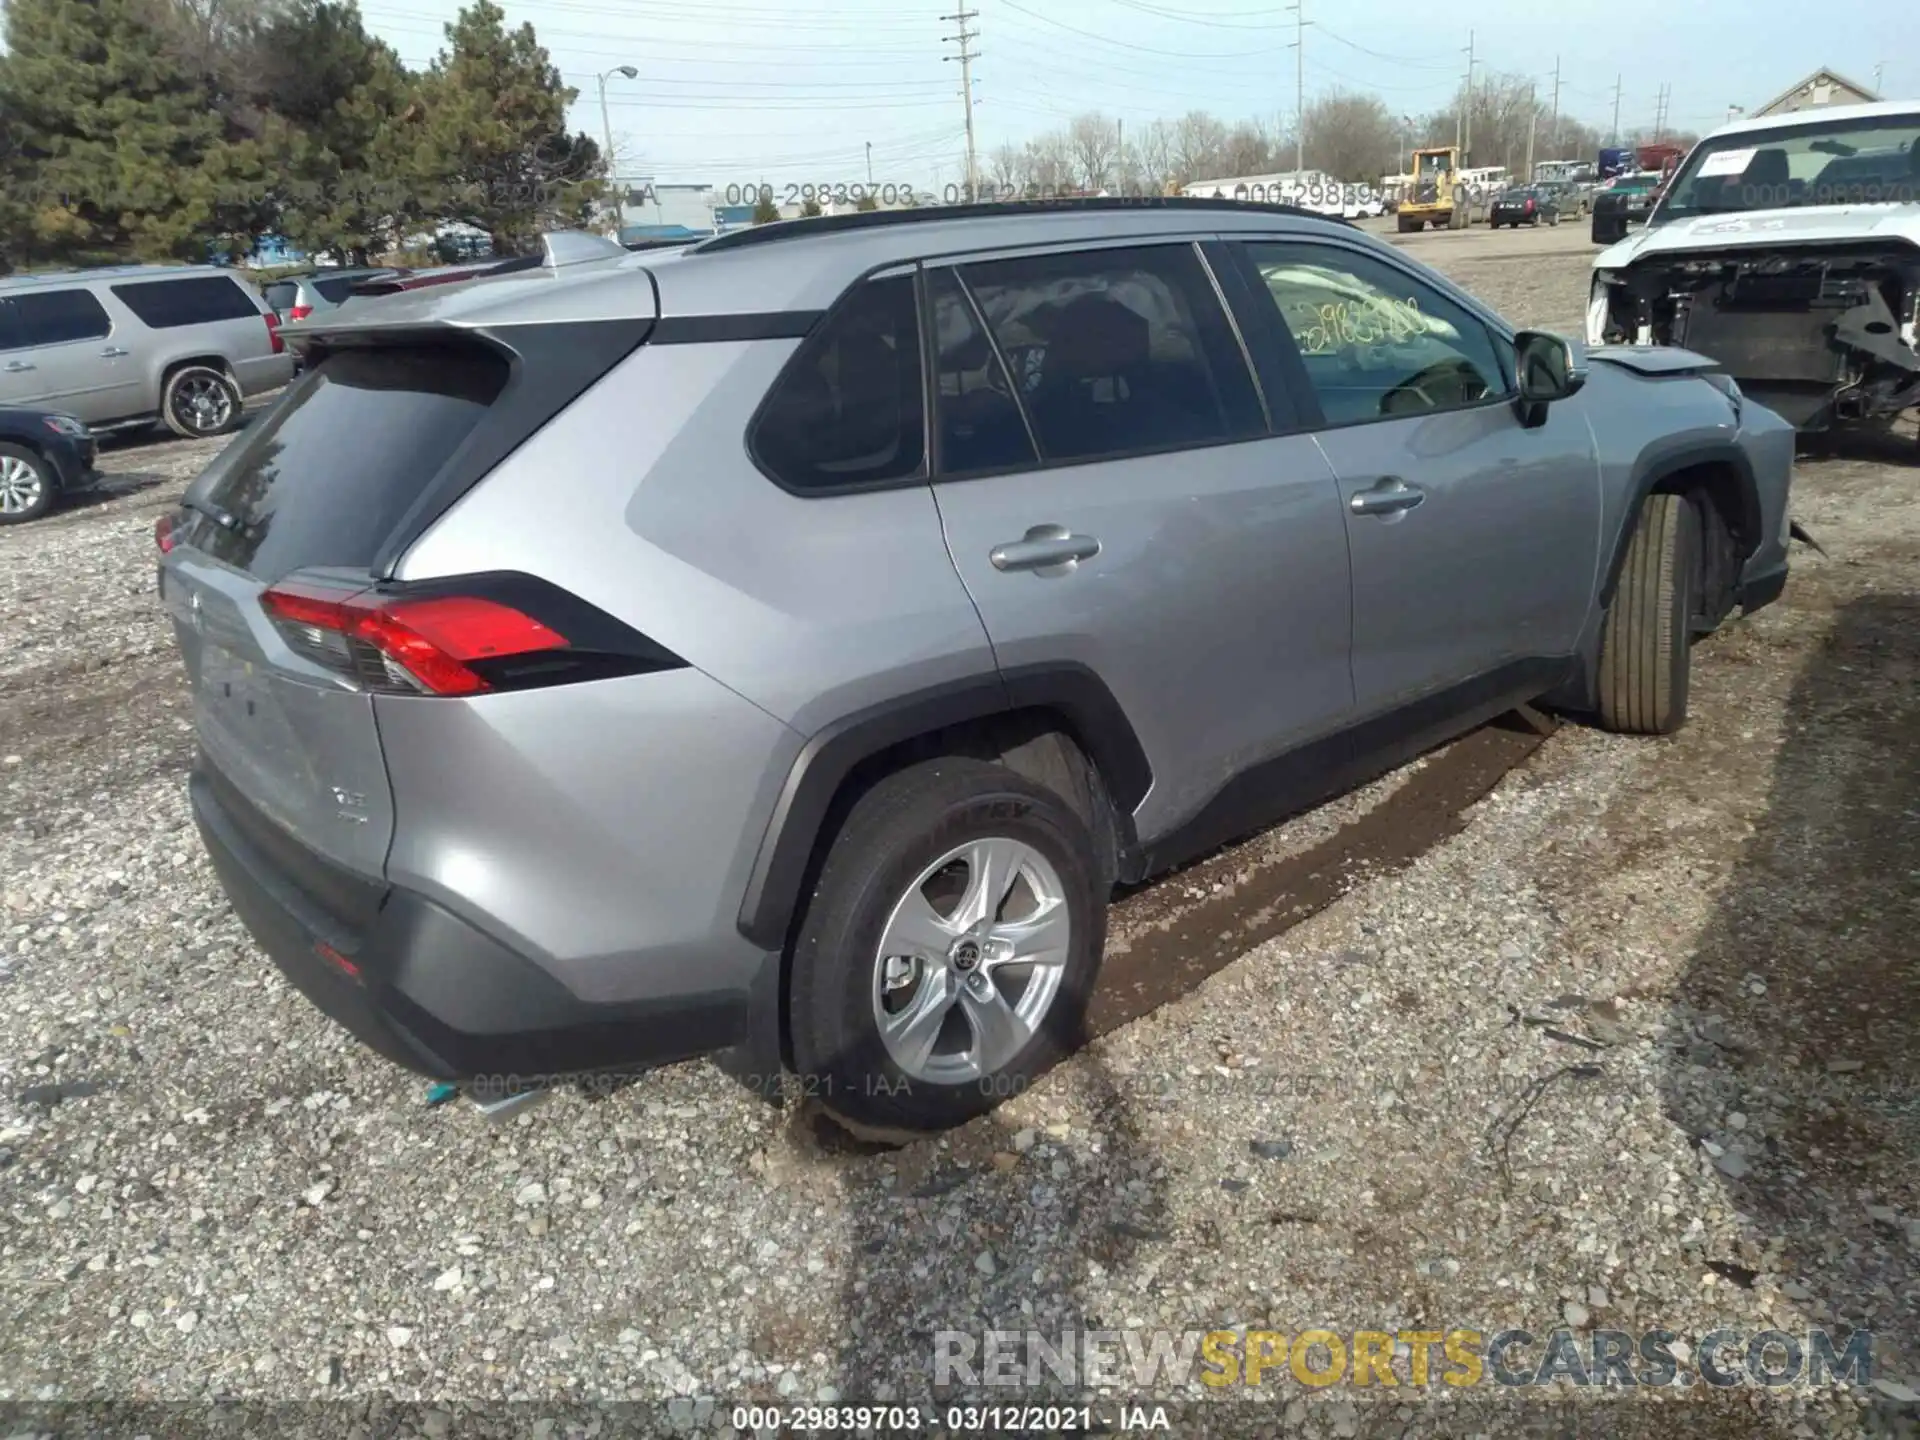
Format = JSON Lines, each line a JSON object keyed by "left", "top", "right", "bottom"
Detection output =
{"left": 0, "top": 454, "right": 45, "bottom": 515}
{"left": 173, "top": 374, "right": 234, "bottom": 435}
{"left": 871, "top": 836, "right": 1072, "bottom": 1085}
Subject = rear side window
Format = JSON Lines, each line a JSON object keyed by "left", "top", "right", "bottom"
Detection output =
{"left": 751, "top": 273, "right": 925, "bottom": 492}
{"left": 9, "top": 288, "right": 113, "bottom": 347}
{"left": 955, "top": 244, "right": 1265, "bottom": 465}
{"left": 260, "top": 281, "right": 298, "bottom": 311}
{"left": 111, "top": 275, "right": 260, "bottom": 329}
{"left": 188, "top": 345, "right": 510, "bottom": 580}
{"left": 312, "top": 276, "right": 361, "bottom": 304}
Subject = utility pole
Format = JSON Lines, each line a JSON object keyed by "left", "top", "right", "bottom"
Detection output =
{"left": 1653, "top": 83, "right": 1669, "bottom": 142}
{"left": 1610, "top": 74, "right": 1623, "bottom": 146}
{"left": 941, "top": 10, "right": 981, "bottom": 201}
{"left": 1458, "top": 29, "right": 1475, "bottom": 158}
{"left": 1873, "top": 62, "right": 1885, "bottom": 94}
{"left": 866, "top": 141, "right": 873, "bottom": 188}
{"left": 1548, "top": 55, "right": 1561, "bottom": 158}
{"left": 1524, "top": 81, "right": 1537, "bottom": 183}
{"left": 1286, "top": 1, "right": 1306, "bottom": 174}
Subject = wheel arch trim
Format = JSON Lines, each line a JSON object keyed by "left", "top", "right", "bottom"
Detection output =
{"left": 734, "top": 663, "right": 1152, "bottom": 951}
{"left": 1599, "top": 437, "right": 1762, "bottom": 611}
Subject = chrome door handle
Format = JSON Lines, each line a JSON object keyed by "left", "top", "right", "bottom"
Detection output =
{"left": 100, "top": 347, "right": 129, "bottom": 357}
{"left": 3, "top": 361, "right": 34, "bottom": 373}
{"left": 1349, "top": 477, "right": 1426, "bottom": 516}
{"left": 990, "top": 524, "right": 1101, "bottom": 573}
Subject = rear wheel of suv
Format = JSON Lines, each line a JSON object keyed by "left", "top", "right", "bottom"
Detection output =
{"left": 788, "top": 757, "right": 1105, "bottom": 1135}
{"left": 161, "top": 365, "right": 241, "bottom": 439}
{"left": 1596, "top": 492, "right": 1702, "bottom": 735}
{"left": 0, "top": 442, "right": 55, "bottom": 524}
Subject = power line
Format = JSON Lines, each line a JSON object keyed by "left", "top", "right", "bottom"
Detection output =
{"left": 941, "top": 8, "right": 981, "bottom": 201}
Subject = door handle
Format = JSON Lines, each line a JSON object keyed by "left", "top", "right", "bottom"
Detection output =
{"left": 1349, "top": 477, "right": 1426, "bottom": 517}
{"left": 3, "top": 361, "right": 34, "bottom": 373}
{"left": 990, "top": 524, "right": 1101, "bottom": 573}
{"left": 100, "top": 347, "right": 129, "bottom": 357}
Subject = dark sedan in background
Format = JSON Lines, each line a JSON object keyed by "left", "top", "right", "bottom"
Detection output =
{"left": 1490, "top": 186, "right": 1562, "bottom": 228}
{"left": 0, "top": 405, "right": 99, "bottom": 524}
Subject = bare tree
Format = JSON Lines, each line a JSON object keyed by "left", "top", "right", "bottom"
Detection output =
{"left": 1025, "top": 133, "right": 1074, "bottom": 194}
{"left": 988, "top": 142, "right": 1026, "bottom": 194}
{"left": 1132, "top": 117, "right": 1176, "bottom": 195}
{"left": 1301, "top": 90, "right": 1399, "bottom": 181}
{"left": 1066, "top": 112, "right": 1119, "bottom": 192}
{"left": 1169, "top": 111, "right": 1229, "bottom": 187}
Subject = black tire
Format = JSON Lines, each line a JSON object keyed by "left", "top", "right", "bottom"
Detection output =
{"left": 1597, "top": 493, "right": 1702, "bottom": 735}
{"left": 787, "top": 757, "right": 1106, "bottom": 1134}
{"left": 161, "top": 364, "right": 242, "bottom": 440}
{"left": 0, "top": 441, "right": 56, "bottom": 524}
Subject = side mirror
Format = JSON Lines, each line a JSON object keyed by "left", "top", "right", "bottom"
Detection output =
{"left": 1513, "top": 330, "right": 1587, "bottom": 424}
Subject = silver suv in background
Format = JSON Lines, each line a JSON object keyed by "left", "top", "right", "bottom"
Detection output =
{"left": 0, "top": 265, "right": 296, "bottom": 439}
{"left": 157, "top": 198, "right": 1794, "bottom": 1134}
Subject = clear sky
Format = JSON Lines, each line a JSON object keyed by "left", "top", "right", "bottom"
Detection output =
{"left": 356, "top": 0, "right": 1906, "bottom": 189}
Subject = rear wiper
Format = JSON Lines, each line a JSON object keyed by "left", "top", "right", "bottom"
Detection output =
{"left": 182, "top": 494, "right": 241, "bottom": 531}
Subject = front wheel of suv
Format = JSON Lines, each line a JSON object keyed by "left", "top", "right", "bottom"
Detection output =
{"left": 1596, "top": 492, "right": 1702, "bottom": 736}
{"left": 788, "top": 757, "right": 1105, "bottom": 1135}
{"left": 161, "top": 364, "right": 242, "bottom": 440}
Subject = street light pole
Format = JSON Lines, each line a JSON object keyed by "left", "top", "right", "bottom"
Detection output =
{"left": 597, "top": 65, "right": 639, "bottom": 236}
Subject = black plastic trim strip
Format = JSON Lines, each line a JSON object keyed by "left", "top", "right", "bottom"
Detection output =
{"left": 650, "top": 311, "right": 822, "bottom": 344}
{"left": 1598, "top": 439, "right": 1762, "bottom": 610}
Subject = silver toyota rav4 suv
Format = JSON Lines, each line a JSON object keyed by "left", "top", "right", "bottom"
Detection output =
{"left": 157, "top": 199, "right": 1794, "bottom": 1132}
{"left": 0, "top": 265, "right": 295, "bottom": 439}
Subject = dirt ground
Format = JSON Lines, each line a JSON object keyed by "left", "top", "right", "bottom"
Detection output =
{"left": 1, "top": 222, "right": 1916, "bottom": 1438}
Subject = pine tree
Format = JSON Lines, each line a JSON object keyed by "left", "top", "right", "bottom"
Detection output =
{"left": 406, "top": 0, "right": 603, "bottom": 255}
{"left": 0, "top": 0, "right": 236, "bottom": 265}
{"left": 751, "top": 193, "right": 781, "bottom": 225}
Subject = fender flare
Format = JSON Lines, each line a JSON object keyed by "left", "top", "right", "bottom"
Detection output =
{"left": 734, "top": 663, "right": 1152, "bottom": 951}
{"left": 1598, "top": 436, "right": 1763, "bottom": 612}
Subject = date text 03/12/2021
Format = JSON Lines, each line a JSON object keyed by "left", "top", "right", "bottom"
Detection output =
{"left": 722, "top": 1404, "right": 1163, "bottom": 1432}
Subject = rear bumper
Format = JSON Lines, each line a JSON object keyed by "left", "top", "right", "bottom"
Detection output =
{"left": 232, "top": 354, "right": 298, "bottom": 397}
{"left": 190, "top": 760, "right": 752, "bottom": 1083}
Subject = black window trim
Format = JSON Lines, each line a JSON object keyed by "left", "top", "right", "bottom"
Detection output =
{"left": 921, "top": 238, "right": 1279, "bottom": 487}
{"left": 1219, "top": 233, "right": 1520, "bottom": 436}
{"left": 742, "top": 260, "right": 932, "bottom": 499}
{"left": 5, "top": 284, "right": 115, "bottom": 350}
{"left": 927, "top": 263, "right": 1042, "bottom": 481}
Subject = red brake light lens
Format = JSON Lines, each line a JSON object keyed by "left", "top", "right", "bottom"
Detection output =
{"left": 155, "top": 514, "right": 176, "bottom": 553}
{"left": 264, "top": 311, "right": 285, "bottom": 354}
{"left": 289, "top": 305, "right": 314, "bottom": 321}
{"left": 261, "top": 583, "right": 568, "bottom": 696}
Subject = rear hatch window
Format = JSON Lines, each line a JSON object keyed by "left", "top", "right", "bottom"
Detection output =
{"left": 312, "top": 275, "right": 365, "bottom": 304}
{"left": 185, "top": 343, "right": 510, "bottom": 581}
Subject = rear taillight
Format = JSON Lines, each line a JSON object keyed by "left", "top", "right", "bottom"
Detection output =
{"left": 155, "top": 514, "right": 176, "bottom": 553}
{"left": 259, "top": 574, "right": 684, "bottom": 697}
{"left": 289, "top": 305, "right": 314, "bottom": 321}
{"left": 264, "top": 312, "right": 284, "bottom": 354}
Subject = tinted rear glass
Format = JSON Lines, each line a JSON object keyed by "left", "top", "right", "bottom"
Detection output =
{"left": 188, "top": 344, "right": 511, "bottom": 580}
{"left": 111, "top": 275, "right": 260, "bottom": 329}
{"left": 261, "top": 281, "right": 298, "bottom": 311}
{"left": 312, "top": 276, "right": 362, "bottom": 304}
{"left": 9, "top": 288, "right": 113, "bottom": 346}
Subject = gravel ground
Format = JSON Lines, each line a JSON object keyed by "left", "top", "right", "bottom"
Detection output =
{"left": 2, "top": 225, "right": 1917, "bottom": 1438}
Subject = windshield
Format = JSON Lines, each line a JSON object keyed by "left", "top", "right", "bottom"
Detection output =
{"left": 1657, "top": 112, "right": 1920, "bottom": 219}
{"left": 1416, "top": 153, "right": 1448, "bottom": 178}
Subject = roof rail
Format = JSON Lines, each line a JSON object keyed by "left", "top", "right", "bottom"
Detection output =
{"left": 689, "top": 195, "right": 1348, "bottom": 255}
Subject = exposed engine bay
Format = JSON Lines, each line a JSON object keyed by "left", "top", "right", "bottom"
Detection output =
{"left": 1591, "top": 244, "right": 1920, "bottom": 429}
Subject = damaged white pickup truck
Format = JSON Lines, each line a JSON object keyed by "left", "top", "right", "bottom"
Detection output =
{"left": 1588, "top": 101, "right": 1920, "bottom": 439}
